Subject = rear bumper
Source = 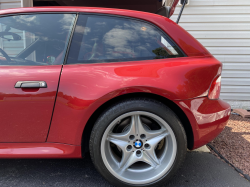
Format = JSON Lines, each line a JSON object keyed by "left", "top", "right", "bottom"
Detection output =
{"left": 174, "top": 97, "right": 231, "bottom": 150}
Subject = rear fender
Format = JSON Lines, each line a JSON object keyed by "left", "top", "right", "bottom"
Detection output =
{"left": 47, "top": 56, "right": 222, "bottom": 145}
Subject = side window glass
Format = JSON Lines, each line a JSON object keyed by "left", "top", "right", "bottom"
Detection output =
{"left": 0, "top": 14, "right": 76, "bottom": 66}
{"left": 67, "top": 14, "right": 184, "bottom": 64}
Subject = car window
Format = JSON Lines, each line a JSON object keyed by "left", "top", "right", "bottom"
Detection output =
{"left": 66, "top": 14, "right": 184, "bottom": 64}
{"left": 0, "top": 14, "right": 76, "bottom": 66}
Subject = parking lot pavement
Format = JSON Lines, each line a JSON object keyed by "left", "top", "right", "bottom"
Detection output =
{"left": 0, "top": 151, "right": 248, "bottom": 187}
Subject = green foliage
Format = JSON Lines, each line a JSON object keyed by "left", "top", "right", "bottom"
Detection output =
{"left": 152, "top": 47, "right": 168, "bottom": 59}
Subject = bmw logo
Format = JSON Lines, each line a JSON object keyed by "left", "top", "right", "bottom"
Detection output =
{"left": 134, "top": 140, "right": 143, "bottom": 149}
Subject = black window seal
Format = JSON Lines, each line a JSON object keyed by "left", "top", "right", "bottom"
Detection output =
{"left": 0, "top": 12, "right": 78, "bottom": 18}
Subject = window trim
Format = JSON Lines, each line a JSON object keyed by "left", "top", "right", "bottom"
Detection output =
{"left": 62, "top": 14, "right": 79, "bottom": 65}
{"left": 65, "top": 13, "right": 186, "bottom": 65}
{"left": 0, "top": 12, "right": 78, "bottom": 19}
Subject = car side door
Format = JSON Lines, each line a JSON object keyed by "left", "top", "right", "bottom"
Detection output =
{"left": 0, "top": 13, "right": 76, "bottom": 142}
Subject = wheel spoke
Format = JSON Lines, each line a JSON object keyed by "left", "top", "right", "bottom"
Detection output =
{"left": 133, "top": 114, "right": 146, "bottom": 135}
{"left": 108, "top": 132, "right": 129, "bottom": 142}
{"left": 147, "top": 130, "right": 169, "bottom": 148}
{"left": 108, "top": 115, "right": 138, "bottom": 143}
{"left": 128, "top": 115, "right": 137, "bottom": 135}
{"left": 119, "top": 151, "right": 138, "bottom": 173}
{"left": 144, "top": 149, "right": 160, "bottom": 165}
{"left": 107, "top": 135, "right": 128, "bottom": 150}
{"left": 142, "top": 151, "right": 159, "bottom": 168}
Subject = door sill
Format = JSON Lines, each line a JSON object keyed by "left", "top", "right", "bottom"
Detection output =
{"left": 0, "top": 143, "right": 82, "bottom": 158}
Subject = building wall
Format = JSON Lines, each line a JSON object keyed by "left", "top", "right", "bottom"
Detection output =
{"left": 171, "top": 0, "right": 250, "bottom": 109}
{"left": 0, "top": 0, "right": 21, "bottom": 9}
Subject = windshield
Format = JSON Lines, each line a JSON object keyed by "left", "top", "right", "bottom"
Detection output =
{"left": 0, "top": 14, "right": 76, "bottom": 66}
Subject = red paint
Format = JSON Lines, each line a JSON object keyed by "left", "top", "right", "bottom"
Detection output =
{"left": 175, "top": 98, "right": 231, "bottom": 149}
{"left": 169, "top": 0, "right": 179, "bottom": 18}
{"left": 0, "top": 7, "right": 230, "bottom": 157}
{"left": 208, "top": 75, "right": 222, "bottom": 99}
{"left": 48, "top": 56, "right": 224, "bottom": 146}
{"left": 0, "top": 143, "right": 81, "bottom": 158}
{"left": 0, "top": 66, "right": 62, "bottom": 142}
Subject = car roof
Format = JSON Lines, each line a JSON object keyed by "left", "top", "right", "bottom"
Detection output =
{"left": 0, "top": 6, "right": 163, "bottom": 19}
{"left": 0, "top": 7, "right": 210, "bottom": 57}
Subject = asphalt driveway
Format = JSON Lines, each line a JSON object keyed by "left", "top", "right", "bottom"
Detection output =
{"left": 0, "top": 151, "right": 248, "bottom": 187}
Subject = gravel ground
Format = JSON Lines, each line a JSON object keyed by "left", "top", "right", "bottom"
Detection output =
{"left": 210, "top": 114, "right": 250, "bottom": 176}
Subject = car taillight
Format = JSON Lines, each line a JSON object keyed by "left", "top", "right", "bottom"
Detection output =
{"left": 208, "top": 75, "right": 221, "bottom": 100}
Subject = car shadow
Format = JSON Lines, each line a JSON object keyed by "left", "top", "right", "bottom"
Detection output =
{"left": 0, "top": 151, "right": 249, "bottom": 187}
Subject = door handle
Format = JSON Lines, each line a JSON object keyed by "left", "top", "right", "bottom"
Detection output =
{"left": 15, "top": 81, "right": 47, "bottom": 88}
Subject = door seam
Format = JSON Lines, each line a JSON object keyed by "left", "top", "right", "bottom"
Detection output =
{"left": 45, "top": 65, "right": 64, "bottom": 142}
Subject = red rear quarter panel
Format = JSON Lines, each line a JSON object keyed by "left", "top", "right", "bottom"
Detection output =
{"left": 48, "top": 56, "right": 222, "bottom": 145}
{"left": 175, "top": 98, "right": 231, "bottom": 149}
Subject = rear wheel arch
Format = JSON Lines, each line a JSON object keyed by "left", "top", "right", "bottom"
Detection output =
{"left": 81, "top": 92, "right": 194, "bottom": 156}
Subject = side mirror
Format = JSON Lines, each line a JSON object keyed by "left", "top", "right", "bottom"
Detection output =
{"left": 156, "top": 6, "right": 171, "bottom": 18}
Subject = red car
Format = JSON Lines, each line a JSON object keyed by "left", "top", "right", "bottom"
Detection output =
{"left": 0, "top": 5, "right": 230, "bottom": 187}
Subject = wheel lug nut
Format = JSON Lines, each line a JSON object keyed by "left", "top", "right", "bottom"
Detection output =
{"left": 140, "top": 134, "right": 146, "bottom": 139}
{"left": 129, "top": 135, "right": 135, "bottom": 140}
{"left": 126, "top": 145, "right": 132, "bottom": 151}
{"left": 136, "top": 150, "right": 142, "bottom": 157}
{"left": 144, "top": 143, "right": 150, "bottom": 149}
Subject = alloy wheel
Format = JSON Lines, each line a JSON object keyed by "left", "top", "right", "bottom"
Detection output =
{"left": 101, "top": 111, "right": 177, "bottom": 185}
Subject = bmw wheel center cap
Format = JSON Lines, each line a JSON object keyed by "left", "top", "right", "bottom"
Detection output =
{"left": 134, "top": 140, "right": 143, "bottom": 149}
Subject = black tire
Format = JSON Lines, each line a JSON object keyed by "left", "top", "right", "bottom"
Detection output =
{"left": 89, "top": 98, "right": 187, "bottom": 187}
